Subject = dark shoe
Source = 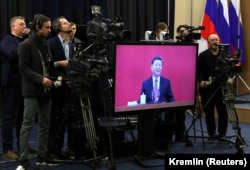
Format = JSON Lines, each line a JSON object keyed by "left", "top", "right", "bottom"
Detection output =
{"left": 207, "top": 135, "right": 216, "bottom": 143}
{"left": 47, "top": 153, "right": 60, "bottom": 160}
{"left": 175, "top": 135, "right": 186, "bottom": 142}
{"left": 36, "top": 155, "right": 58, "bottom": 167}
{"left": 68, "top": 150, "right": 76, "bottom": 160}
{"left": 57, "top": 150, "right": 70, "bottom": 160}
{"left": 36, "top": 155, "right": 46, "bottom": 166}
{"left": 2, "top": 150, "right": 19, "bottom": 160}
{"left": 48, "top": 150, "right": 69, "bottom": 161}
{"left": 207, "top": 137, "right": 214, "bottom": 143}
{"left": 218, "top": 135, "right": 228, "bottom": 143}
{"left": 175, "top": 138, "right": 186, "bottom": 142}
{"left": 166, "top": 138, "right": 173, "bottom": 144}
{"left": 45, "top": 159, "right": 59, "bottom": 166}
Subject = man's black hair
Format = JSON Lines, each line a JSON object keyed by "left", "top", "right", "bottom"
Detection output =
{"left": 151, "top": 56, "right": 163, "bottom": 64}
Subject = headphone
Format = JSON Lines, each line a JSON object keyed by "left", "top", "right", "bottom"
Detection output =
{"left": 31, "top": 14, "right": 43, "bottom": 30}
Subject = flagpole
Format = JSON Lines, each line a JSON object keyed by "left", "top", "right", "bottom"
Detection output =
{"left": 237, "top": 1, "right": 241, "bottom": 49}
{"left": 235, "top": 0, "right": 243, "bottom": 94}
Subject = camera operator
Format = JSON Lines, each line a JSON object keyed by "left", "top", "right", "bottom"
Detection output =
{"left": 176, "top": 25, "right": 203, "bottom": 43}
{"left": 197, "top": 33, "right": 229, "bottom": 143}
{"left": 47, "top": 16, "right": 75, "bottom": 160}
{"left": 176, "top": 24, "right": 189, "bottom": 42}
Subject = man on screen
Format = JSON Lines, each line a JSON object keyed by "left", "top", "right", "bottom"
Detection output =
{"left": 140, "top": 55, "right": 175, "bottom": 104}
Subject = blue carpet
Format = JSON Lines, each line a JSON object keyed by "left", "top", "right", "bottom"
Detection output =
{"left": 0, "top": 110, "right": 249, "bottom": 169}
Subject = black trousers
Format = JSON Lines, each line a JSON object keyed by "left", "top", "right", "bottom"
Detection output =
{"left": 48, "top": 86, "right": 72, "bottom": 154}
{"left": 200, "top": 87, "right": 228, "bottom": 137}
{"left": 1, "top": 85, "right": 23, "bottom": 152}
{"left": 174, "top": 110, "right": 186, "bottom": 140}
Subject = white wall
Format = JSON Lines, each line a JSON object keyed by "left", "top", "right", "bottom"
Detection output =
{"left": 174, "top": 0, "right": 206, "bottom": 41}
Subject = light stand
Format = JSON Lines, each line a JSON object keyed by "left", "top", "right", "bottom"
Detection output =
{"left": 184, "top": 95, "right": 207, "bottom": 149}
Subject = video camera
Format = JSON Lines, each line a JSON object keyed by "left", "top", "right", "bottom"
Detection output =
{"left": 66, "top": 42, "right": 110, "bottom": 87}
{"left": 214, "top": 44, "right": 241, "bottom": 82}
{"left": 86, "top": 6, "right": 131, "bottom": 42}
{"left": 66, "top": 6, "right": 130, "bottom": 88}
{"left": 176, "top": 25, "right": 204, "bottom": 42}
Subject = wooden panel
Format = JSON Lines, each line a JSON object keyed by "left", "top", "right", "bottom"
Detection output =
{"left": 238, "top": 0, "right": 250, "bottom": 94}
{"left": 235, "top": 107, "right": 250, "bottom": 124}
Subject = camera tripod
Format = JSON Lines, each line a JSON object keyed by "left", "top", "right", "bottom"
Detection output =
{"left": 232, "top": 72, "right": 250, "bottom": 94}
{"left": 58, "top": 82, "right": 115, "bottom": 169}
{"left": 220, "top": 81, "right": 246, "bottom": 153}
{"left": 185, "top": 81, "right": 246, "bottom": 154}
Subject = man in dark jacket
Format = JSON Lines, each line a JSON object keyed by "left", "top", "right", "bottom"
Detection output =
{"left": 0, "top": 16, "right": 30, "bottom": 160}
{"left": 47, "top": 16, "right": 75, "bottom": 159}
{"left": 16, "top": 14, "right": 56, "bottom": 169}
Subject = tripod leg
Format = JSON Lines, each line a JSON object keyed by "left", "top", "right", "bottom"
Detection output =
{"left": 233, "top": 74, "right": 250, "bottom": 94}
{"left": 79, "top": 94, "right": 98, "bottom": 161}
{"left": 222, "top": 83, "right": 246, "bottom": 153}
{"left": 238, "top": 75, "right": 250, "bottom": 92}
{"left": 226, "top": 102, "right": 246, "bottom": 145}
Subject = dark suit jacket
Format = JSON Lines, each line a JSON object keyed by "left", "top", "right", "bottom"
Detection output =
{"left": 47, "top": 35, "right": 74, "bottom": 76}
{"left": 141, "top": 76, "right": 175, "bottom": 104}
{"left": 47, "top": 35, "right": 74, "bottom": 96}
{"left": 0, "top": 34, "right": 22, "bottom": 87}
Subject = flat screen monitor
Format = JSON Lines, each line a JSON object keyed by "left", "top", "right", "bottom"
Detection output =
{"left": 113, "top": 42, "right": 198, "bottom": 114}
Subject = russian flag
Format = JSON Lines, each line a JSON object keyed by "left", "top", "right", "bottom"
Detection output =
{"left": 199, "top": 0, "right": 245, "bottom": 65}
{"left": 198, "top": 0, "right": 218, "bottom": 54}
{"left": 217, "top": 0, "right": 230, "bottom": 45}
{"left": 229, "top": 0, "right": 245, "bottom": 64}
{"left": 198, "top": 0, "right": 230, "bottom": 54}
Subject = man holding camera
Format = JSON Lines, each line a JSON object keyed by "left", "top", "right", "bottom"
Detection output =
{"left": 197, "top": 33, "right": 229, "bottom": 143}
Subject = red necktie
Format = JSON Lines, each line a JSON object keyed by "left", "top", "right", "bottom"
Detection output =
{"left": 154, "top": 79, "right": 158, "bottom": 103}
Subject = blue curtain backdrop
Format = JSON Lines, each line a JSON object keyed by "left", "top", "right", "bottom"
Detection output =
{"left": 0, "top": 0, "right": 175, "bottom": 41}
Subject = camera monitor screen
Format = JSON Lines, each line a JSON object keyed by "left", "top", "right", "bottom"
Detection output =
{"left": 113, "top": 42, "right": 198, "bottom": 114}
